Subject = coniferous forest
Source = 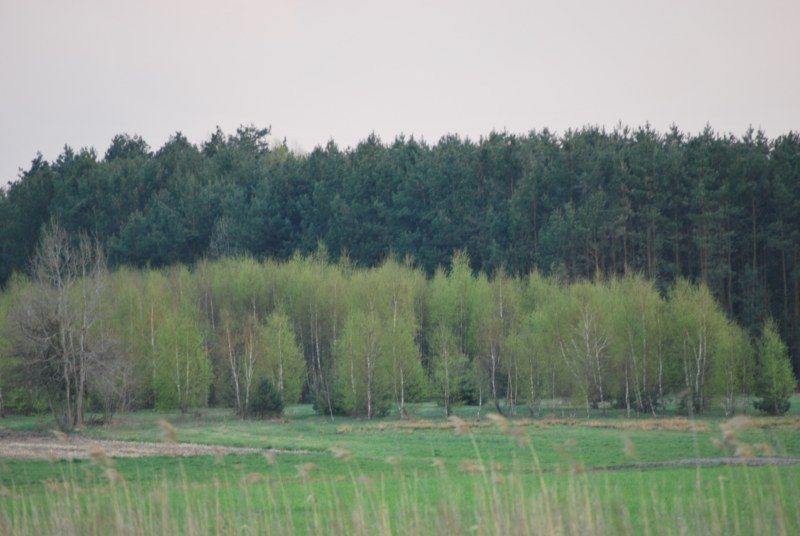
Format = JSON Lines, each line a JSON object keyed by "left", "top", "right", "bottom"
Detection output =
{"left": 5, "top": 0, "right": 800, "bottom": 530}
{"left": 0, "top": 125, "right": 799, "bottom": 423}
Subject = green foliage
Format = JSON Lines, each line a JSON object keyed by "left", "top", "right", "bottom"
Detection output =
{"left": 109, "top": 268, "right": 169, "bottom": 407}
{"left": 276, "top": 253, "right": 347, "bottom": 417}
{"left": 430, "top": 324, "right": 471, "bottom": 415}
{"left": 711, "top": 318, "right": 754, "bottom": 416}
{"left": 375, "top": 259, "right": 427, "bottom": 413}
{"left": 754, "top": 320, "right": 797, "bottom": 415}
{"left": 0, "top": 276, "right": 46, "bottom": 414}
{"left": 0, "top": 251, "right": 776, "bottom": 418}
{"left": 668, "top": 280, "right": 731, "bottom": 413}
{"left": 248, "top": 378, "right": 284, "bottom": 418}
{"left": 505, "top": 311, "right": 549, "bottom": 413}
{"left": 152, "top": 278, "right": 212, "bottom": 412}
{"left": 0, "top": 280, "right": 14, "bottom": 411}
{"left": 606, "top": 276, "right": 668, "bottom": 414}
{"left": 261, "top": 311, "right": 305, "bottom": 405}
{"left": 426, "top": 253, "right": 488, "bottom": 413}
{"left": 333, "top": 309, "right": 392, "bottom": 418}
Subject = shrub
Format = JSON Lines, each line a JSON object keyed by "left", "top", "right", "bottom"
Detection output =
{"left": 249, "top": 379, "right": 284, "bottom": 418}
{"left": 753, "top": 320, "right": 797, "bottom": 416}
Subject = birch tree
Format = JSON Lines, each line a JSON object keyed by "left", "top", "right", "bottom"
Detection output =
{"left": 261, "top": 310, "right": 305, "bottom": 406}
{"left": 711, "top": 319, "right": 753, "bottom": 416}
{"left": 609, "top": 276, "right": 667, "bottom": 415}
{"left": 549, "top": 282, "right": 612, "bottom": 416}
{"left": 5, "top": 222, "right": 118, "bottom": 429}
{"left": 428, "top": 265, "right": 469, "bottom": 416}
{"left": 506, "top": 311, "right": 548, "bottom": 415}
{"left": 279, "top": 253, "right": 347, "bottom": 418}
{"left": 153, "top": 311, "right": 211, "bottom": 411}
{"left": 220, "top": 306, "right": 261, "bottom": 417}
{"left": 334, "top": 308, "right": 388, "bottom": 417}
{"left": 668, "top": 280, "right": 729, "bottom": 413}
{"left": 430, "top": 323, "right": 469, "bottom": 416}
{"left": 153, "top": 267, "right": 211, "bottom": 411}
{"left": 377, "top": 259, "right": 426, "bottom": 418}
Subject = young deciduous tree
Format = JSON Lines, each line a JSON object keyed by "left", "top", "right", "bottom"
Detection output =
{"left": 220, "top": 307, "right": 260, "bottom": 417}
{"left": 376, "top": 259, "right": 426, "bottom": 418}
{"left": 608, "top": 276, "right": 667, "bottom": 415}
{"left": 427, "top": 264, "right": 471, "bottom": 416}
{"left": 711, "top": 319, "right": 753, "bottom": 416}
{"left": 260, "top": 310, "right": 305, "bottom": 406}
{"left": 505, "top": 311, "right": 548, "bottom": 415}
{"left": 153, "top": 268, "right": 211, "bottom": 411}
{"left": 4, "top": 222, "right": 122, "bottom": 429}
{"left": 550, "top": 282, "right": 612, "bottom": 416}
{"left": 334, "top": 308, "right": 389, "bottom": 418}
{"left": 753, "top": 320, "right": 796, "bottom": 415}
{"left": 108, "top": 267, "right": 168, "bottom": 408}
{"left": 153, "top": 311, "right": 211, "bottom": 411}
{"left": 0, "top": 274, "right": 32, "bottom": 415}
{"left": 279, "top": 253, "right": 347, "bottom": 419}
{"left": 668, "top": 280, "right": 728, "bottom": 413}
{"left": 197, "top": 256, "right": 271, "bottom": 407}
{"left": 430, "top": 323, "right": 469, "bottom": 416}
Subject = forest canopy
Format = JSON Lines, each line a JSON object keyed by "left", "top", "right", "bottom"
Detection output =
{"left": 0, "top": 125, "right": 799, "bottom": 377}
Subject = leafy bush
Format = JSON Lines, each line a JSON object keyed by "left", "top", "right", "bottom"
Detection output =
{"left": 249, "top": 379, "right": 284, "bottom": 418}
{"left": 753, "top": 320, "right": 797, "bottom": 416}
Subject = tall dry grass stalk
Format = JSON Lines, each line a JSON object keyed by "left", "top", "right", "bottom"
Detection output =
{"left": 157, "top": 420, "right": 178, "bottom": 443}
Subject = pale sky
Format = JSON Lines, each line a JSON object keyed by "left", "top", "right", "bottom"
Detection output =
{"left": 1, "top": 0, "right": 799, "bottom": 186}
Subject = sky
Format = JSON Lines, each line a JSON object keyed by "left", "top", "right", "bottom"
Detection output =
{"left": 1, "top": 0, "right": 799, "bottom": 186}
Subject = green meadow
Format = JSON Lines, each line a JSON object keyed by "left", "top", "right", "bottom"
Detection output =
{"left": 1, "top": 402, "right": 798, "bottom": 535}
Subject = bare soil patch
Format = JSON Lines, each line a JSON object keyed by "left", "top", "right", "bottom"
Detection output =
{"left": 0, "top": 434, "right": 294, "bottom": 461}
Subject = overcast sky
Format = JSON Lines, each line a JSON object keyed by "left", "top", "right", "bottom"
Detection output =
{"left": 1, "top": 0, "right": 798, "bottom": 186}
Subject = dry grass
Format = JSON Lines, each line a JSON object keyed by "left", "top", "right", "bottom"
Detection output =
{"left": 0, "top": 436, "right": 270, "bottom": 461}
{"left": 339, "top": 414, "right": 800, "bottom": 435}
{"left": 340, "top": 415, "right": 713, "bottom": 434}
{"left": 742, "top": 416, "right": 800, "bottom": 430}
{"left": 156, "top": 419, "right": 178, "bottom": 443}
{"left": 329, "top": 447, "right": 353, "bottom": 460}
{"left": 518, "top": 417, "right": 710, "bottom": 432}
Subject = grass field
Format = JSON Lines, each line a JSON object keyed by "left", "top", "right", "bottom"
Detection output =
{"left": 0, "top": 400, "right": 799, "bottom": 535}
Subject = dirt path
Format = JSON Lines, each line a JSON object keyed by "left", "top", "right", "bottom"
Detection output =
{"left": 0, "top": 435, "right": 299, "bottom": 461}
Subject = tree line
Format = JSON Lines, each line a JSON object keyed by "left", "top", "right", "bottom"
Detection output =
{"left": 1, "top": 125, "right": 799, "bottom": 375}
{"left": 0, "top": 227, "right": 794, "bottom": 428}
